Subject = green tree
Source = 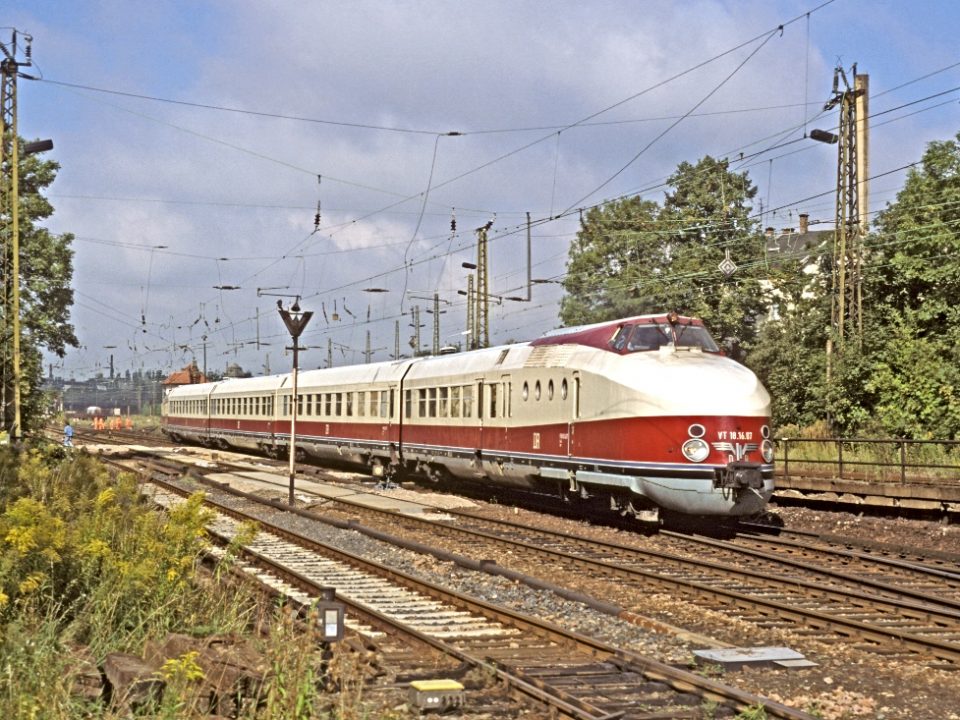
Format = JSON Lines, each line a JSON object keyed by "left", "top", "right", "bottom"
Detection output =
{"left": 561, "top": 156, "right": 767, "bottom": 348}
{"left": 1, "top": 142, "right": 79, "bottom": 434}
{"left": 747, "top": 286, "right": 830, "bottom": 430}
{"left": 860, "top": 132, "right": 960, "bottom": 438}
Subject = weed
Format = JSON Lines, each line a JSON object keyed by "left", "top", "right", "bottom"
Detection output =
{"left": 734, "top": 703, "right": 769, "bottom": 720}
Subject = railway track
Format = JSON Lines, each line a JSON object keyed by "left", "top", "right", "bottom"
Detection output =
{"left": 93, "top": 439, "right": 960, "bottom": 667}
{"left": 249, "top": 481, "right": 960, "bottom": 670}
{"left": 116, "top": 453, "right": 817, "bottom": 719}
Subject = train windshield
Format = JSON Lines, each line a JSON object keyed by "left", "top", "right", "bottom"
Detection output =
{"left": 624, "top": 323, "right": 719, "bottom": 353}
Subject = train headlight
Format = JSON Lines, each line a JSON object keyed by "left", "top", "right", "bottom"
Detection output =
{"left": 761, "top": 439, "right": 775, "bottom": 463}
{"left": 681, "top": 438, "right": 710, "bottom": 463}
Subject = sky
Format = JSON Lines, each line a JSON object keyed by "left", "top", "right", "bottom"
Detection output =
{"left": 4, "top": 0, "right": 959, "bottom": 380}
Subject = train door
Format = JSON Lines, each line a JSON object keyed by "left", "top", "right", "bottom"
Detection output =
{"left": 499, "top": 374, "right": 512, "bottom": 451}
{"left": 567, "top": 371, "right": 580, "bottom": 458}
{"left": 267, "top": 391, "right": 276, "bottom": 442}
{"left": 473, "top": 379, "right": 485, "bottom": 460}
{"left": 386, "top": 385, "right": 399, "bottom": 444}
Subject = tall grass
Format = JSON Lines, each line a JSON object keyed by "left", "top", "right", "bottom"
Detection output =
{"left": 0, "top": 446, "right": 381, "bottom": 719}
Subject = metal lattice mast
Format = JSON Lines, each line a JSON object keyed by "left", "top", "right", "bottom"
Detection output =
{"left": 432, "top": 293, "right": 440, "bottom": 355}
{"left": 1, "top": 32, "right": 22, "bottom": 437}
{"left": 475, "top": 225, "right": 489, "bottom": 349}
{"left": 412, "top": 305, "right": 421, "bottom": 355}
{"left": 466, "top": 274, "right": 474, "bottom": 350}
{"left": 394, "top": 320, "right": 400, "bottom": 359}
{"left": 825, "top": 65, "right": 866, "bottom": 370}
{"left": 0, "top": 55, "right": 12, "bottom": 433}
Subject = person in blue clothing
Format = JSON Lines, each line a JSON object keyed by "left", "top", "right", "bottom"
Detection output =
{"left": 63, "top": 422, "right": 74, "bottom": 447}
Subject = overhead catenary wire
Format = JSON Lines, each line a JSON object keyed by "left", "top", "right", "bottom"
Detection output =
{"left": 45, "top": 2, "right": 960, "bottom": 372}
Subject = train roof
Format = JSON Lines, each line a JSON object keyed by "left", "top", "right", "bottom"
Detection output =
{"left": 531, "top": 313, "right": 703, "bottom": 351}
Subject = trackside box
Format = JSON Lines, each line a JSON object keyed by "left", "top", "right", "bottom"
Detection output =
{"left": 408, "top": 679, "right": 464, "bottom": 711}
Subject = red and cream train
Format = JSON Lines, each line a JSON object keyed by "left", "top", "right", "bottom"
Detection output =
{"left": 162, "top": 313, "right": 774, "bottom": 521}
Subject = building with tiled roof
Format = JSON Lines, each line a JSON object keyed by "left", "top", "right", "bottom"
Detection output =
{"left": 162, "top": 361, "right": 208, "bottom": 386}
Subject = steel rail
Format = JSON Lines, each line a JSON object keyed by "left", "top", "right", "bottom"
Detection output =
{"left": 127, "top": 458, "right": 816, "bottom": 720}
{"left": 291, "top": 491, "right": 960, "bottom": 665}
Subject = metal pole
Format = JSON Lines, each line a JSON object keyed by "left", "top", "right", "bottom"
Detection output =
{"left": 277, "top": 301, "right": 312, "bottom": 505}
{"left": 10, "top": 71, "right": 21, "bottom": 442}
{"left": 433, "top": 293, "right": 440, "bottom": 355}
{"left": 288, "top": 341, "right": 298, "bottom": 505}
{"left": 466, "top": 275, "right": 475, "bottom": 350}
{"left": 526, "top": 211, "right": 532, "bottom": 301}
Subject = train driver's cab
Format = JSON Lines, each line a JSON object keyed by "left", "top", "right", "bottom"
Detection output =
{"left": 611, "top": 322, "right": 720, "bottom": 354}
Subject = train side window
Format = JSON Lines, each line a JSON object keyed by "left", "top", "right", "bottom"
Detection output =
{"left": 610, "top": 324, "right": 632, "bottom": 351}
{"left": 463, "top": 384, "right": 473, "bottom": 418}
{"left": 358, "top": 391, "right": 365, "bottom": 417}
{"left": 405, "top": 389, "right": 412, "bottom": 419}
{"left": 439, "top": 387, "right": 449, "bottom": 417}
{"left": 488, "top": 383, "right": 498, "bottom": 418}
{"left": 418, "top": 389, "right": 427, "bottom": 418}
{"left": 382, "top": 390, "right": 390, "bottom": 419}
{"left": 450, "top": 386, "right": 460, "bottom": 418}
{"left": 334, "top": 393, "right": 342, "bottom": 416}
{"left": 561, "top": 378, "right": 568, "bottom": 400}
{"left": 346, "top": 392, "right": 353, "bottom": 417}
{"left": 548, "top": 380, "right": 554, "bottom": 401}
{"left": 428, "top": 388, "right": 437, "bottom": 418}
{"left": 535, "top": 381, "right": 541, "bottom": 401}
{"left": 369, "top": 390, "right": 378, "bottom": 417}
{"left": 389, "top": 389, "right": 395, "bottom": 419}
{"left": 522, "top": 382, "right": 529, "bottom": 401}
{"left": 323, "top": 393, "right": 331, "bottom": 416}
{"left": 505, "top": 382, "right": 512, "bottom": 417}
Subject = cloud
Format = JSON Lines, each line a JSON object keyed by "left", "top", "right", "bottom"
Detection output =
{"left": 6, "top": 0, "right": 957, "bottom": 376}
